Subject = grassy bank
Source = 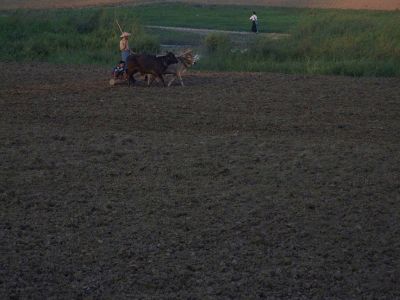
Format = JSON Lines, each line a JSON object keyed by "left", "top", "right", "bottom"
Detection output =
{"left": 199, "top": 11, "right": 400, "bottom": 76}
{"left": 0, "top": 3, "right": 399, "bottom": 76}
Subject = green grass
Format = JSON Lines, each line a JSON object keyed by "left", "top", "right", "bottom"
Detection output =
{"left": 145, "top": 28, "right": 204, "bottom": 46}
{"left": 123, "top": 3, "right": 306, "bottom": 33}
{"left": 0, "top": 3, "right": 399, "bottom": 76}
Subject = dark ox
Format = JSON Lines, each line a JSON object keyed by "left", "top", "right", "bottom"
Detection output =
{"left": 126, "top": 52, "right": 178, "bottom": 87}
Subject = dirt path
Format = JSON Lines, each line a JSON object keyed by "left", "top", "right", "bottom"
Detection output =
{"left": 147, "top": 25, "right": 290, "bottom": 39}
{"left": 1, "top": 62, "right": 400, "bottom": 298}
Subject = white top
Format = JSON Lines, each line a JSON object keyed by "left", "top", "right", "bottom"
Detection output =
{"left": 250, "top": 14, "right": 257, "bottom": 22}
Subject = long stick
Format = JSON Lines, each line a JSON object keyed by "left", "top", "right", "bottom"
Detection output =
{"left": 115, "top": 19, "right": 123, "bottom": 34}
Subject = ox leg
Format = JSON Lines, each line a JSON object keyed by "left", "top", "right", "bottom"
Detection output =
{"left": 158, "top": 74, "right": 166, "bottom": 87}
{"left": 147, "top": 75, "right": 157, "bottom": 87}
{"left": 178, "top": 73, "right": 185, "bottom": 87}
{"left": 167, "top": 75, "right": 176, "bottom": 87}
{"left": 128, "top": 71, "right": 136, "bottom": 87}
{"left": 148, "top": 74, "right": 156, "bottom": 87}
{"left": 169, "top": 70, "right": 187, "bottom": 87}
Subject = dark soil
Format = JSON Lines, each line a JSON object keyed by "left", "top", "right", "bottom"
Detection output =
{"left": 1, "top": 62, "right": 400, "bottom": 299}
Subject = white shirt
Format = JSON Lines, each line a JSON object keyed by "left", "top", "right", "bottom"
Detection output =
{"left": 250, "top": 14, "right": 257, "bottom": 22}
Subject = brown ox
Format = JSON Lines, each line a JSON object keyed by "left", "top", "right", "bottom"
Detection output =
{"left": 126, "top": 52, "right": 178, "bottom": 87}
{"left": 147, "top": 50, "right": 199, "bottom": 87}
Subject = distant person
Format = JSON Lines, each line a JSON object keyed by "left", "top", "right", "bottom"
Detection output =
{"left": 119, "top": 31, "right": 131, "bottom": 65}
{"left": 250, "top": 11, "right": 258, "bottom": 33}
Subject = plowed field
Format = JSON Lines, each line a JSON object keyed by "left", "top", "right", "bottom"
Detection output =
{"left": 1, "top": 62, "right": 400, "bottom": 298}
{"left": 1, "top": 0, "right": 399, "bottom": 10}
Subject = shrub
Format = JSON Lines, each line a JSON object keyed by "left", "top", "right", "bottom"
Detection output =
{"left": 75, "top": 10, "right": 102, "bottom": 34}
{"left": 131, "top": 34, "right": 160, "bottom": 54}
{"left": 250, "top": 37, "right": 291, "bottom": 61}
{"left": 203, "top": 33, "right": 231, "bottom": 53}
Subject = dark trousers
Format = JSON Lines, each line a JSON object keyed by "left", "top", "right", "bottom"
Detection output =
{"left": 251, "top": 21, "right": 258, "bottom": 33}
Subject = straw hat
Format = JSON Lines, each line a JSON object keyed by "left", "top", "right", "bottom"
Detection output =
{"left": 120, "top": 32, "right": 131, "bottom": 38}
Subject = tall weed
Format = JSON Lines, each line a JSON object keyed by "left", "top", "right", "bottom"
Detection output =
{"left": 204, "top": 33, "right": 232, "bottom": 53}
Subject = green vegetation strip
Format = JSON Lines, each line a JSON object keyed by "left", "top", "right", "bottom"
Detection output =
{"left": 0, "top": 3, "right": 399, "bottom": 76}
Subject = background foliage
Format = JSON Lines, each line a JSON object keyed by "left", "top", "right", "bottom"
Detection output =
{"left": 0, "top": 3, "right": 399, "bottom": 76}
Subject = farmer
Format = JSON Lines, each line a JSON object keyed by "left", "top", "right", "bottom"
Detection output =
{"left": 250, "top": 11, "right": 258, "bottom": 33}
{"left": 119, "top": 31, "right": 131, "bottom": 65}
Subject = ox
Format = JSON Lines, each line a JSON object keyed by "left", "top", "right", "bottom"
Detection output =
{"left": 147, "top": 50, "right": 199, "bottom": 87}
{"left": 126, "top": 52, "right": 178, "bottom": 87}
